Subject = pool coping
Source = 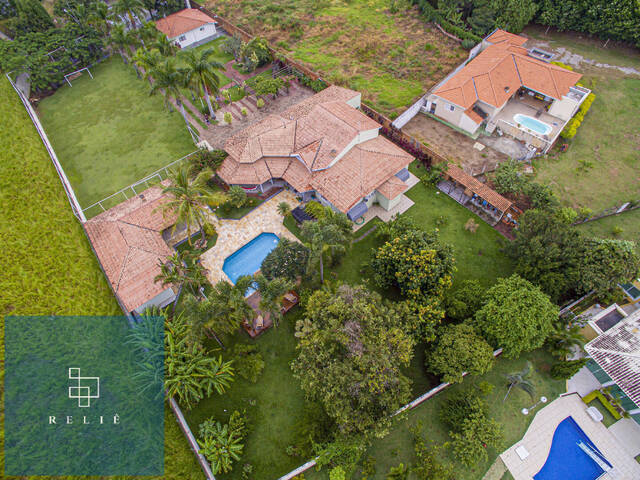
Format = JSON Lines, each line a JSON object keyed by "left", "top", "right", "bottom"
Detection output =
{"left": 221, "top": 232, "right": 280, "bottom": 283}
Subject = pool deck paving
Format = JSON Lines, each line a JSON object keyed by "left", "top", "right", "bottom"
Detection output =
{"left": 200, "top": 190, "right": 300, "bottom": 285}
{"left": 500, "top": 394, "right": 640, "bottom": 480}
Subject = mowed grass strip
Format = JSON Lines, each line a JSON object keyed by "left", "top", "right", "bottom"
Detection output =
{"left": 0, "top": 76, "right": 202, "bottom": 480}
{"left": 37, "top": 56, "right": 195, "bottom": 208}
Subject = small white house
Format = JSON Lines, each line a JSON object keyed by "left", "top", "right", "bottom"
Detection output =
{"left": 155, "top": 8, "right": 219, "bottom": 49}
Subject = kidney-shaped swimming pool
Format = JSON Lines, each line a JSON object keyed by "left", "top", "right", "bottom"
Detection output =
{"left": 222, "top": 232, "right": 280, "bottom": 284}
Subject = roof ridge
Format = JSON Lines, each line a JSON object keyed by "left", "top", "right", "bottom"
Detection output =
{"left": 511, "top": 54, "right": 523, "bottom": 85}
{"left": 113, "top": 246, "right": 134, "bottom": 294}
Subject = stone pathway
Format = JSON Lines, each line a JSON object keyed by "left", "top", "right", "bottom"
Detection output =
{"left": 200, "top": 190, "right": 300, "bottom": 285}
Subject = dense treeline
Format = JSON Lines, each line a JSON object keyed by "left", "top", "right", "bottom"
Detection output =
{"left": 410, "top": 0, "right": 640, "bottom": 48}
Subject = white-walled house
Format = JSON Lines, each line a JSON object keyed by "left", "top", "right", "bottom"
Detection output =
{"left": 155, "top": 8, "right": 219, "bottom": 49}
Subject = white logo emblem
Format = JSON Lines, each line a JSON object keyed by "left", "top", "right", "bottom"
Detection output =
{"left": 68, "top": 368, "right": 100, "bottom": 407}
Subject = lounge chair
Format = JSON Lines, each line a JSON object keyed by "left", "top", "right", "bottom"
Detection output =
{"left": 255, "top": 315, "right": 264, "bottom": 330}
{"left": 284, "top": 293, "right": 297, "bottom": 303}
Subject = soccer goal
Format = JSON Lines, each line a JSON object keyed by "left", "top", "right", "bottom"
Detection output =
{"left": 64, "top": 67, "right": 94, "bottom": 87}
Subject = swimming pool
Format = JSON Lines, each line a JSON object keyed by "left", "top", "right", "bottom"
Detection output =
{"left": 514, "top": 114, "right": 552, "bottom": 136}
{"left": 222, "top": 233, "right": 280, "bottom": 284}
{"left": 534, "top": 416, "right": 612, "bottom": 480}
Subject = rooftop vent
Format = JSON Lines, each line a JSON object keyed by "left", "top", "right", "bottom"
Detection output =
{"left": 504, "top": 86, "right": 510, "bottom": 93}
{"left": 528, "top": 48, "right": 555, "bottom": 63}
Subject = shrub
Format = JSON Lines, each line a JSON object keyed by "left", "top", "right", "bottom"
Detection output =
{"left": 197, "top": 412, "right": 246, "bottom": 474}
{"left": 550, "top": 359, "right": 588, "bottom": 380}
{"left": 329, "top": 466, "right": 346, "bottom": 480}
{"left": 261, "top": 238, "right": 310, "bottom": 281}
{"left": 444, "top": 279, "right": 485, "bottom": 322}
{"left": 232, "top": 344, "right": 265, "bottom": 383}
{"left": 561, "top": 93, "right": 596, "bottom": 139}
{"left": 461, "top": 38, "right": 476, "bottom": 50}
{"left": 241, "top": 107, "right": 248, "bottom": 117}
{"left": 227, "top": 185, "right": 247, "bottom": 208}
{"left": 464, "top": 218, "right": 478, "bottom": 233}
{"left": 420, "top": 162, "right": 448, "bottom": 186}
{"left": 304, "top": 200, "right": 326, "bottom": 219}
{"left": 612, "top": 226, "right": 623, "bottom": 236}
{"left": 256, "top": 98, "right": 265, "bottom": 108}
{"left": 551, "top": 61, "right": 574, "bottom": 71}
{"left": 189, "top": 148, "right": 227, "bottom": 175}
{"left": 223, "top": 111, "right": 232, "bottom": 124}
{"left": 440, "top": 386, "right": 489, "bottom": 431}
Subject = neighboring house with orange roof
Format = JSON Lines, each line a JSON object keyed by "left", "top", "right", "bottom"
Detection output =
{"left": 84, "top": 184, "right": 178, "bottom": 315}
{"left": 155, "top": 8, "right": 219, "bottom": 49}
{"left": 424, "top": 29, "right": 591, "bottom": 152}
{"left": 217, "top": 85, "right": 414, "bottom": 221}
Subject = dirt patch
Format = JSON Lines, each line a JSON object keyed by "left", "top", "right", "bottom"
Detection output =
{"left": 403, "top": 114, "right": 510, "bottom": 173}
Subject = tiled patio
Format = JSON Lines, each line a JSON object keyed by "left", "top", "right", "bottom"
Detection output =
{"left": 500, "top": 394, "right": 640, "bottom": 480}
{"left": 200, "top": 190, "right": 300, "bottom": 285}
{"left": 493, "top": 97, "right": 565, "bottom": 143}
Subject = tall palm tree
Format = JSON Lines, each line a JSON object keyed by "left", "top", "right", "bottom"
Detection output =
{"left": 153, "top": 33, "right": 178, "bottom": 57}
{"left": 301, "top": 220, "right": 348, "bottom": 283}
{"left": 545, "top": 320, "right": 585, "bottom": 359}
{"left": 207, "top": 277, "right": 255, "bottom": 333}
{"left": 254, "top": 273, "right": 294, "bottom": 326}
{"left": 154, "top": 249, "right": 208, "bottom": 295}
{"left": 159, "top": 166, "right": 224, "bottom": 245}
{"left": 137, "top": 20, "right": 158, "bottom": 48}
{"left": 111, "top": 23, "right": 136, "bottom": 64}
{"left": 504, "top": 361, "right": 535, "bottom": 402}
{"left": 132, "top": 47, "right": 162, "bottom": 84}
{"left": 90, "top": 1, "right": 112, "bottom": 35}
{"left": 149, "top": 58, "right": 193, "bottom": 133}
{"left": 179, "top": 47, "right": 225, "bottom": 118}
{"left": 112, "top": 0, "right": 145, "bottom": 29}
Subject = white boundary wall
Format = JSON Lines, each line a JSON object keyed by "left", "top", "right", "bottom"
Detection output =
{"left": 6, "top": 73, "right": 87, "bottom": 223}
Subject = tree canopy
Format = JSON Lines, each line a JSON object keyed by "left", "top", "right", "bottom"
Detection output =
{"left": 292, "top": 285, "right": 414, "bottom": 437}
{"left": 474, "top": 274, "right": 557, "bottom": 358}
{"left": 260, "top": 238, "right": 310, "bottom": 281}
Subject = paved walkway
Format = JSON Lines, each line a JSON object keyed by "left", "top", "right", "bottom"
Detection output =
{"left": 500, "top": 394, "right": 640, "bottom": 480}
{"left": 567, "top": 365, "right": 601, "bottom": 397}
{"left": 608, "top": 418, "right": 640, "bottom": 458}
{"left": 200, "top": 190, "right": 300, "bottom": 285}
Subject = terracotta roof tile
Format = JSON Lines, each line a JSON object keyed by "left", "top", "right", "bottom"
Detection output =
{"left": 434, "top": 34, "right": 581, "bottom": 109}
{"left": 85, "top": 185, "right": 175, "bottom": 312}
{"left": 155, "top": 8, "right": 216, "bottom": 39}
{"left": 485, "top": 29, "right": 528, "bottom": 46}
{"left": 377, "top": 176, "right": 409, "bottom": 200}
{"left": 464, "top": 107, "right": 484, "bottom": 124}
{"left": 445, "top": 164, "right": 512, "bottom": 212}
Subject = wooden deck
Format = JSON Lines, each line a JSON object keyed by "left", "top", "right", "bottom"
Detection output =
{"left": 242, "top": 290, "right": 299, "bottom": 338}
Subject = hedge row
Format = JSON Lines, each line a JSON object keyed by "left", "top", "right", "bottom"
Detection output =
{"left": 411, "top": 0, "right": 482, "bottom": 44}
{"left": 582, "top": 389, "right": 622, "bottom": 420}
{"left": 560, "top": 93, "right": 595, "bottom": 139}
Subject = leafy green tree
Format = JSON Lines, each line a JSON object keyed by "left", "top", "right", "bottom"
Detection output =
{"left": 207, "top": 277, "right": 255, "bottom": 333}
{"left": 180, "top": 47, "right": 225, "bottom": 118}
{"left": 578, "top": 238, "right": 640, "bottom": 295}
{"left": 10, "top": 0, "right": 53, "bottom": 36}
{"left": 426, "top": 323, "right": 494, "bottom": 383}
{"left": 439, "top": 382, "right": 491, "bottom": 430}
{"left": 149, "top": 58, "right": 193, "bottom": 132}
{"left": 504, "top": 361, "right": 535, "bottom": 401}
{"left": 329, "top": 466, "right": 346, "bottom": 480}
{"left": 292, "top": 285, "right": 414, "bottom": 437}
{"left": 490, "top": 0, "right": 537, "bottom": 32}
{"left": 301, "top": 219, "right": 349, "bottom": 284}
{"left": 111, "top": 22, "right": 137, "bottom": 64}
{"left": 221, "top": 35, "right": 243, "bottom": 61}
{"left": 227, "top": 185, "right": 247, "bottom": 208}
{"left": 474, "top": 275, "right": 557, "bottom": 358}
{"left": 198, "top": 418, "right": 245, "bottom": 474}
{"left": 254, "top": 273, "right": 294, "bottom": 326}
{"left": 392, "top": 297, "right": 445, "bottom": 342}
{"left": 112, "top": 0, "right": 145, "bottom": 29}
{"left": 152, "top": 33, "right": 178, "bottom": 56}
{"left": 261, "top": 238, "right": 310, "bottom": 281}
{"left": 165, "top": 313, "right": 234, "bottom": 410}
{"left": 371, "top": 229, "right": 455, "bottom": 300}
{"left": 412, "top": 437, "right": 454, "bottom": 480}
{"left": 160, "top": 166, "right": 224, "bottom": 245}
{"left": 89, "top": 0, "right": 112, "bottom": 35}
{"left": 545, "top": 319, "right": 585, "bottom": 359}
{"left": 444, "top": 279, "right": 485, "bottom": 322}
{"left": 449, "top": 412, "right": 503, "bottom": 466}
{"left": 250, "top": 75, "right": 284, "bottom": 98}
{"left": 154, "top": 249, "right": 207, "bottom": 295}
{"left": 550, "top": 359, "right": 588, "bottom": 380}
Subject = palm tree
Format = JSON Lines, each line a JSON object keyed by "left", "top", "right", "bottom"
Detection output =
{"left": 111, "top": 23, "right": 136, "bottom": 64}
{"left": 207, "top": 277, "right": 255, "bottom": 333}
{"left": 504, "top": 361, "right": 535, "bottom": 402}
{"left": 254, "top": 273, "right": 294, "bottom": 326}
{"left": 179, "top": 47, "right": 225, "bottom": 119}
{"left": 149, "top": 58, "right": 193, "bottom": 133}
{"left": 159, "top": 166, "right": 225, "bottom": 245}
{"left": 153, "top": 33, "right": 179, "bottom": 57}
{"left": 301, "top": 220, "right": 348, "bottom": 283}
{"left": 126, "top": 307, "right": 166, "bottom": 398}
{"left": 545, "top": 320, "right": 585, "bottom": 359}
{"left": 137, "top": 20, "right": 158, "bottom": 48}
{"left": 132, "top": 47, "right": 162, "bottom": 84}
{"left": 276, "top": 201, "right": 291, "bottom": 217}
{"left": 89, "top": 0, "right": 112, "bottom": 35}
{"left": 154, "top": 249, "right": 208, "bottom": 295}
{"left": 112, "top": 0, "right": 145, "bottom": 29}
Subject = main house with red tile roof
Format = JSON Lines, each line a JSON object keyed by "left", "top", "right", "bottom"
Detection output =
{"left": 217, "top": 85, "right": 414, "bottom": 221}
{"left": 84, "top": 184, "right": 178, "bottom": 314}
{"left": 424, "top": 29, "right": 590, "bottom": 152}
{"left": 155, "top": 8, "right": 219, "bottom": 49}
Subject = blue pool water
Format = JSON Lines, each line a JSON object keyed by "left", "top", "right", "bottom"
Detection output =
{"left": 514, "top": 113, "right": 552, "bottom": 136}
{"left": 534, "top": 416, "right": 612, "bottom": 480}
{"left": 222, "top": 233, "right": 280, "bottom": 284}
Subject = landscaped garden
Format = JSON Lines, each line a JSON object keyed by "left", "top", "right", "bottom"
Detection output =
{"left": 0, "top": 76, "right": 202, "bottom": 480}
{"left": 207, "top": 0, "right": 467, "bottom": 116}
{"left": 36, "top": 56, "right": 196, "bottom": 209}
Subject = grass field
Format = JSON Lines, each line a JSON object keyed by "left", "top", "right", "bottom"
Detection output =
{"left": 0, "top": 77, "right": 202, "bottom": 479}
{"left": 183, "top": 308, "right": 316, "bottom": 480}
{"left": 576, "top": 209, "right": 640, "bottom": 253}
{"left": 306, "top": 349, "right": 564, "bottom": 479}
{"left": 37, "top": 56, "right": 196, "bottom": 209}
{"left": 208, "top": 0, "right": 466, "bottom": 116}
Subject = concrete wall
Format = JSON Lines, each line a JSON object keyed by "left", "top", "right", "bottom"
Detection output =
{"left": 172, "top": 23, "right": 217, "bottom": 48}
{"left": 459, "top": 113, "right": 481, "bottom": 134}
{"left": 347, "top": 92, "right": 362, "bottom": 109}
{"left": 548, "top": 96, "right": 579, "bottom": 121}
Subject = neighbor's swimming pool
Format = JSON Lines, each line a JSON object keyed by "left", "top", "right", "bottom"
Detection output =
{"left": 534, "top": 416, "right": 612, "bottom": 480}
{"left": 514, "top": 113, "right": 552, "bottom": 136}
{"left": 222, "top": 232, "right": 280, "bottom": 284}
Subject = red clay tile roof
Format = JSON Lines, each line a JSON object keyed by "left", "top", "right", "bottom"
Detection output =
{"left": 445, "top": 164, "right": 512, "bottom": 212}
{"left": 377, "top": 175, "right": 409, "bottom": 200}
{"left": 485, "top": 29, "right": 527, "bottom": 46}
{"left": 464, "top": 107, "right": 483, "bottom": 124}
{"left": 585, "top": 309, "right": 640, "bottom": 408}
{"left": 434, "top": 31, "right": 581, "bottom": 109}
{"left": 219, "top": 86, "right": 413, "bottom": 212}
{"left": 155, "top": 8, "right": 216, "bottom": 38}
{"left": 85, "top": 185, "right": 175, "bottom": 312}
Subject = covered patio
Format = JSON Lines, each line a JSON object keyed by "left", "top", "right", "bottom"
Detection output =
{"left": 242, "top": 290, "right": 300, "bottom": 338}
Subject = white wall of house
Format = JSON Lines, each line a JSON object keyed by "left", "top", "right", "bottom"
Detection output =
{"left": 347, "top": 93, "right": 361, "bottom": 109}
{"left": 375, "top": 190, "right": 403, "bottom": 211}
{"left": 171, "top": 23, "right": 217, "bottom": 48}
{"left": 459, "top": 113, "right": 482, "bottom": 134}
{"left": 431, "top": 99, "right": 463, "bottom": 126}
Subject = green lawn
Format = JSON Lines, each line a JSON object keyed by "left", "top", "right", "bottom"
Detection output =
{"left": 37, "top": 56, "right": 196, "bottom": 210}
{"left": 576, "top": 209, "right": 640, "bottom": 253}
{"left": 307, "top": 349, "right": 564, "bottom": 480}
{"left": 183, "top": 308, "right": 320, "bottom": 480}
{"left": 0, "top": 76, "right": 202, "bottom": 479}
